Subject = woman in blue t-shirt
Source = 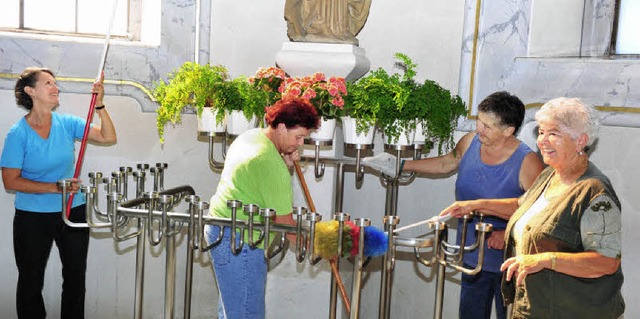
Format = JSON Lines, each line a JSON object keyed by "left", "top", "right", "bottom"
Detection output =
{"left": 1, "top": 67, "right": 117, "bottom": 319}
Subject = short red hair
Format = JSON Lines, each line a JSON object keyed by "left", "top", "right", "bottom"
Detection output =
{"left": 264, "top": 97, "right": 320, "bottom": 130}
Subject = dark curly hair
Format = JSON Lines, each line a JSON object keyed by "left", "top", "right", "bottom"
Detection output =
{"left": 477, "top": 91, "right": 525, "bottom": 134}
{"left": 14, "top": 67, "right": 55, "bottom": 111}
{"left": 264, "top": 97, "right": 320, "bottom": 130}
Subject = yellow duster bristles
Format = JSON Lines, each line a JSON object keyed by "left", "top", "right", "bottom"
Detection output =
{"left": 315, "top": 221, "right": 339, "bottom": 259}
{"left": 314, "top": 220, "right": 353, "bottom": 259}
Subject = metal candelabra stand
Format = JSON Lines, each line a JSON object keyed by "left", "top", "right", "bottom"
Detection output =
{"left": 300, "top": 135, "right": 494, "bottom": 319}
{"left": 58, "top": 161, "right": 385, "bottom": 319}
{"left": 57, "top": 131, "right": 495, "bottom": 319}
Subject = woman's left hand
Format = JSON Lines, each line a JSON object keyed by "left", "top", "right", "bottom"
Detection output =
{"left": 501, "top": 253, "right": 550, "bottom": 286}
{"left": 487, "top": 230, "right": 505, "bottom": 250}
{"left": 91, "top": 72, "right": 105, "bottom": 106}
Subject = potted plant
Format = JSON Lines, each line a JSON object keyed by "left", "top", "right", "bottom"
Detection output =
{"left": 248, "top": 66, "right": 286, "bottom": 108}
{"left": 342, "top": 66, "right": 404, "bottom": 145}
{"left": 411, "top": 79, "right": 467, "bottom": 154}
{"left": 280, "top": 72, "right": 347, "bottom": 140}
{"left": 152, "top": 62, "right": 229, "bottom": 143}
{"left": 375, "top": 52, "right": 419, "bottom": 145}
{"left": 217, "top": 76, "right": 267, "bottom": 136}
{"left": 373, "top": 52, "right": 467, "bottom": 153}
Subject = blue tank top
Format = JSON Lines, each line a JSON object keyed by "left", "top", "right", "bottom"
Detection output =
{"left": 455, "top": 134, "right": 533, "bottom": 272}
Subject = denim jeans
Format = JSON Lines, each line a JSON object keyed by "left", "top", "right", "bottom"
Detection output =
{"left": 206, "top": 225, "right": 267, "bottom": 319}
{"left": 459, "top": 269, "right": 506, "bottom": 319}
{"left": 13, "top": 205, "right": 89, "bottom": 319}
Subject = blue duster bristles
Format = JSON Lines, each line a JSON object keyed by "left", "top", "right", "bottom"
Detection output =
{"left": 363, "top": 226, "right": 388, "bottom": 257}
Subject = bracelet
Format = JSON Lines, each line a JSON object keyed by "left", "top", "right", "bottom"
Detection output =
{"left": 399, "top": 159, "right": 406, "bottom": 173}
{"left": 95, "top": 105, "right": 105, "bottom": 110}
{"left": 550, "top": 252, "right": 557, "bottom": 271}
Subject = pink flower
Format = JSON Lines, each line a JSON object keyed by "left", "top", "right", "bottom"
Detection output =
{"left": 277, "top": 71, "right": 347, "bottom": 119}
{"left": 331, "top": 96, "right": 344, "bottom": 108}
{"left": 288, "top": 86, "right": 302, "bottom": 97}
{"left": 302, "top": 88, "right": 317, "bottom": 99}
{"left": 313, "top": 72, "right": 326, "bottom": 82}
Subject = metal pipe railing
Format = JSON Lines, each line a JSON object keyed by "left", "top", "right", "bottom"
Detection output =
{"left": 59, "top": 160, "right": 496, "bottom": 319}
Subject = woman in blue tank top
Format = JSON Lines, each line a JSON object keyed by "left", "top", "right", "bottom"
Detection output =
{"left": 364, "top": 91, "right": 544, "bottom": 319}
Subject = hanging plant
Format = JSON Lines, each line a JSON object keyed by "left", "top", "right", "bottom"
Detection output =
{"left": 152, "top": 62, "right": 229, "bottom": 143}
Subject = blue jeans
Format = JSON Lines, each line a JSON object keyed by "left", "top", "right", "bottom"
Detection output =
{"left": 206, "top": 225, "right": 267, "bottom": 319}
{"left": 459, "top": 269, "right": 506, "bottom": 319}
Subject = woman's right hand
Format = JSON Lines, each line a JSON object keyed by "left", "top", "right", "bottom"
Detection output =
{"left": 501, "top": 253, "right": 551, "bottom": 286}
{"left": 439, "top": 200, "right": 476, "bottom": 218}
{"left": 56, "top": 178, "right": 82, "bottom": 193}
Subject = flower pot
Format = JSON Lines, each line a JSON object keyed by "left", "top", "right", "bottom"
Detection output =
{"left": 413, "top": 120, "right": 427, "bottom": 145}
{"left": 309, "top": 118, "right": 336, "bottom": 141}
{"left": 197, "top": 107, "right": 226, "bottom": 133}
{"left": 382, "top": 120, "right": 416, "bottom": 146}
{"left": 227, "top": 110, "right": 257, "bottom": 136}
{"left": 341, "top": 116, "right": 375, "bottom": 145}
{"left": 383, "top": 124, "right": 415, "bottom": 146}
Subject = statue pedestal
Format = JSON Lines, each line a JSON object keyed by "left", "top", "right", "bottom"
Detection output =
{"left": 275, "top": 42, "right": 370, "bottom": 81}
{"left": 277, "top": 42, "right": 371, "bottom": 159}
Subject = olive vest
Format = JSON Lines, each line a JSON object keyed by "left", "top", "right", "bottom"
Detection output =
{"left": 502, "top": 163, "right": 624, "bottom": 319}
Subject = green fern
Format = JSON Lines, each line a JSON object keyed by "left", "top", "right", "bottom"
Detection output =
{"left": 152, "top": 62, "right": 229, "bottom": 143}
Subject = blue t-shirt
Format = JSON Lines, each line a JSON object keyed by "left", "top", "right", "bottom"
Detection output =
{"left": 455, "top": 134, "right": 533, "bottom": 272}
{"left": 1, "top": 112, "right": 88, "bottom": 212}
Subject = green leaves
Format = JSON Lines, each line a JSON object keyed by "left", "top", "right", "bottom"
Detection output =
{"left": 344, "top": 53, "right": 467, "bottom": 152}
{"left": 152, "top": 62, "right": 229, "bottom": 143}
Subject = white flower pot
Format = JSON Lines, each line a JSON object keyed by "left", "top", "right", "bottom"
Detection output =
{"left": 197, "top": 107, "right": 226, "bottom": 133}
{"left": 383, "top": 124, "right": 415, "bottom": 146}
{"left": 309, "top": 118, "right": 336, "bottom": 141}
{"left": 382, "top": 120, "right": 416, "bottom": 145}
{"left": 413, "top": 120, "right": 427, "bottom": 144}
{"left": 341, "top": 116, "right": 375, "bottom": 145}
{"left": 227, "top": 110, "right": 257, "bottom": 136}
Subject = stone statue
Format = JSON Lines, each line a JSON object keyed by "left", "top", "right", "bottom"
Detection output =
{"left": 284, "top": 0, "right": 372, "bottom": 45}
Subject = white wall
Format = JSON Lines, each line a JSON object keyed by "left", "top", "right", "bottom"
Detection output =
{"left": 0, "top": 0, "right": 638, "bottom": 318}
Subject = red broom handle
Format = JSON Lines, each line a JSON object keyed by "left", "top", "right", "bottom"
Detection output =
{"left": 64, "top": 0, "right": 118, "bottom": 217}
{"left": 64, "top": 93, "right": 98, "bottom": 217}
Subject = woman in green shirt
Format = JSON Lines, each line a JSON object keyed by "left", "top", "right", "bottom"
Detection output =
{"left": 206, "top": 97, "right": 319, "bottom": 319}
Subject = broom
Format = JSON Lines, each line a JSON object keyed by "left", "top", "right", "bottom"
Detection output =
{"left": 65, "top": 0, "right": 119, "bottom": 217}
{"left": 294, "top": 162, "right": 351, "bottom": 314}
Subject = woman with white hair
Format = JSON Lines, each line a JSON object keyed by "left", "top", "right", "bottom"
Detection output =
{"left": 440, "top": 97, "right": 624, "bottom": 318}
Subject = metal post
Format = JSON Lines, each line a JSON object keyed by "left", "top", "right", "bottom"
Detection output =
{"left": 134, "top": 219, "right": 146, "bottom": 319}
{"left": 334, "top": 162, "right": 345, "bottom": 212}
{"left": 433, "top": 226, "right": 447, "bottom": 319}
{"left": 379, "top": 215, "right": 399, "bottom": 319}
{"left": 164, "top": 235, "right": 176, "bottom": 319}
{"left": 133, "top": 165, "right": 147, "bottom": 319}
{"left": 183, "top": 195, "right": 201, "bottom": 319}
{"left": 350, "top": 218, "right": 370, "bottom": 319}
{"left": 330, "top": 162, "right": 345, "bottom": 319}
{"left": 329, "top": 212, "right": 350, "bottom": 319}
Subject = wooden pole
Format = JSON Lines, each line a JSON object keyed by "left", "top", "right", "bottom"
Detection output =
{"left": 293, "top": 161, "right": 351, "bottom": 314}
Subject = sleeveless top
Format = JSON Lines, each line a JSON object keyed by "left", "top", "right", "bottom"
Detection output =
{"left": 455, "top": 134, "right": 534, "bottom": 272}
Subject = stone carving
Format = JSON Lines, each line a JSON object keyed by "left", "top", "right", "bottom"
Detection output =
{"left": 284, "top": 0, "right": 372, "bottom": 45}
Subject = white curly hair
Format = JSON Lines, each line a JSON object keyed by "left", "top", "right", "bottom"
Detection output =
{"left": 534, "top": 97, "right": 601, "bottom": 148}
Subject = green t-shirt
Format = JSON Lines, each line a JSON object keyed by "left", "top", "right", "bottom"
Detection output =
{"left": 209, "top": 128, "right": 292, "bottom": 224}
